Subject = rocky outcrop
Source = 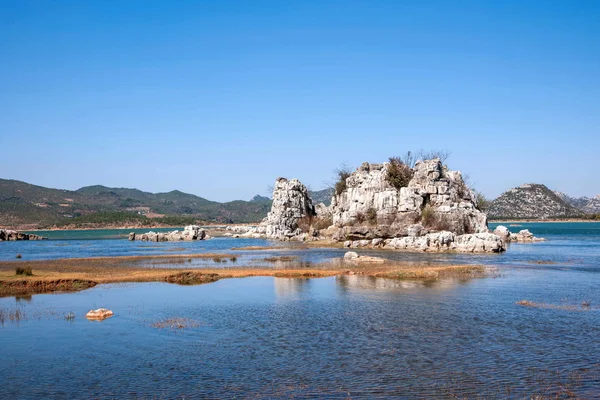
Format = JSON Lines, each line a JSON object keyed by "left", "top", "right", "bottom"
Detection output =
{"left": 510, "top": 229, "right": 545, "bottom": 242}
{"left": 489, "top": 184, "right": 582, "bottom": 219}
{"left": 255, "top": 177, "right": 316, "bottom": 239}
{"left": 330, "top": 159, "right": 488, "bottom": 239}
{"left": 0, "top": 229, "right": 46, "bottom": 241}
{"left": 341, "top": 231, "right": 505, "bottom": 253}
{"left": 238, "top": 159, "right": 504, "bottom": 252}
{"left": 129, "top": 225, "right": 207, "bottom": 242}
{"left": 492, "top": 225, "right": 545, "bottom": 242}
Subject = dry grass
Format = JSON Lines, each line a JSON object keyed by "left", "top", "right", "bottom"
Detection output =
{"left": 262, "top": 256, "right": 299, "bottom": 263}
{"left": 527, "top": 260, "right": 558, "bottom": 265}
{"left": 230, "top": 245, "right": 300, "bottom": 251}
{"left": 0, "top": 253, "right": 491, "bottom": 297}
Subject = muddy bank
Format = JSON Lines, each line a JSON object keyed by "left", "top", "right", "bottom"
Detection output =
{"left": 164, "top": 272, "right": 222, "bottom": 285}
{"left": 0, "top": 279, "right": 97, "bottom": 297}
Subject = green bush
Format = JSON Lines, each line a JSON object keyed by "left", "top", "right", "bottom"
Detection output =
{"left": 421, "top": 205, "right": 435, "bottom": 227}
{"left": 475, "top": 191, "right": 489, "bottom": 211}
{"left": 420, "top": 206, "right": 453, "bottom": 231}
{"left": 386, "top": 157, "right": 413, "bottom": 190}
{"left": 366, "top": 207, "right": 377, "bottom": 225}
{"left": 355, "top": 212, "right": 366, "bottom": 224}
{"left": 334, "top": 168, "right": 352, "bottom": 196}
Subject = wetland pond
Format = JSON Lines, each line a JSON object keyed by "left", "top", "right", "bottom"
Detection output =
{"left": 1, "top": 222, "right": 600, "bottom": 398}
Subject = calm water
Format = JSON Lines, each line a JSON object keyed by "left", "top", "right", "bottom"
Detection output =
{"left": 2, "top": 223, "right": 600, "bottom": 271}
{"left": 1, "top": 223, "right": 600, "bottom": 398}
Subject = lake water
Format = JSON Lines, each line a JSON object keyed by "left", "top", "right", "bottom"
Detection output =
{"left": 1, "top": 222, "right": 600, "bottom": 398}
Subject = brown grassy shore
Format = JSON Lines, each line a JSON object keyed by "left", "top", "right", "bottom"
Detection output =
{"left": 0, "top": 253, "right": 488, "bottom": 297}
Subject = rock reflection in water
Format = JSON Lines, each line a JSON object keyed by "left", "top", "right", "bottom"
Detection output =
{"left": 336, "top": 274, "right": 465, "bottom": 291}
{"left": 273, "top": 278, "right": 310, "bottom": 299}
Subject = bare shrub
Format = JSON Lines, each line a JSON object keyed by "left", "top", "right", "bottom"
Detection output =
{"left": 418, "top": 149, "right": 451, "bottom": 164}
{"left": 15, "top": 266, "right": 33, "bottom": 276}
{"left": 400, "top": 151, "right": 417, "bottom": 168}
{"left": 297, "top": 215, "right": 333, "bottom": 232}
{"left": 313, "top": 216, "right": 333, "bottom": 230}
{"left": 386, "top": 157, "right": 413, "bottom": 190}
{"left": 296, "top": 215, "right": 313, "bottom": 232}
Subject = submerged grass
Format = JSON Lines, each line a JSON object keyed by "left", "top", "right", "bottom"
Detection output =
{"left": 517, "top": 300, "right": 597, "bottom": 312}
{"left": 150, "top": 317, "right": 201, "bottom": 330}
{"left": 262, "top": 256, "right": 299, "bottom": 263}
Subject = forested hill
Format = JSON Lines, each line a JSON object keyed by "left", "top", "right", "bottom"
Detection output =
{"left": 0, "top": 178, "right": 334, "bottom": 229}
{"left": 0, "top": 179, "right": 272, "bottom": 228}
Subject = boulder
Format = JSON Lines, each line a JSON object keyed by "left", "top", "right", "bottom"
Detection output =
{"left": 454, "top": 233, "right": 505, "bottom": 253}
{"left": 85, "top": 308, "right": 114, "bottom": 320}
{"left": 492, "top": 225, "right": 511, "bottom": 241}
{"left": 343, "top": 251, "right": 386, "bottom": 263}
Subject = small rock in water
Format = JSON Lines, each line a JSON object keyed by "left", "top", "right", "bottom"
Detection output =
{"left": 86, "top": 308, "right": 114, "bottom": 320}
{"left": 344, "top": 251, "right": 359, "bottom": 260}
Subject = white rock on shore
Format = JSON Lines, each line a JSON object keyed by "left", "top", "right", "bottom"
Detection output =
{"left": 492, "top": 225, "right": 545, "bottom": 243}
{"left": 0, "top": 229, "right": 46, "bottom": 241}
{"left": 129, "top": 225, "right": 207, "bottom": 242}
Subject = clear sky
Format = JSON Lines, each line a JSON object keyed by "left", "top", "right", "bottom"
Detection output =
{"left": 1, "top": 0, "right": 599, "bottom": 202}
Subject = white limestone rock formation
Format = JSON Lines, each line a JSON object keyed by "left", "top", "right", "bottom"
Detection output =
{"left": 257, "top": 177, "right": 316, "bottom": 239}
{"left": 331, "top": 159, "right": 488, "bottom": 240}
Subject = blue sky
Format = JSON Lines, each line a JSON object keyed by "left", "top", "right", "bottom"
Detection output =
{"left": 1, "top": 0, "right": 599, "bottom": 201}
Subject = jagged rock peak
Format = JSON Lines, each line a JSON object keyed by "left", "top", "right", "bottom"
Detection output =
{"left": 330, "top": 158, "right": 488, "bottom": 240}
{"left": 259, "top": 177, "right": 316, "bottom": 239}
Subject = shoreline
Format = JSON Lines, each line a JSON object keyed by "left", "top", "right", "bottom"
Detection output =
{"left": 7, "top": 217, "right": 597, "bottom": 233}
{"left": 20, "top": 222, "right": 259, "bottom": 233}
{"left": 489, "top": 219, "right": 599, "bottom": 223}
{"left": 0, "top": 253, "right": 488, "bottom": 297}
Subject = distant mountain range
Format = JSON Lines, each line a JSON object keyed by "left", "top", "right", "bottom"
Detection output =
{"left": 0, "top": 178, "right": 334, "bottom": 229}
{"left": 554, "top": 192, "right": 600, "bottom": 214}
{"left": 487, "top": 183, "right": 595, "bottom": 219}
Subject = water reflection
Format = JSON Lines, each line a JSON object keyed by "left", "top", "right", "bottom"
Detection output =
{"left": 0, "top": 270, "right": 599, "bottom": 398}
{"left": 336, "top": 274, "right": 466, "bottom": 292}
{"left": 273, "top": 278, "right": 310, "bottom": 299}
